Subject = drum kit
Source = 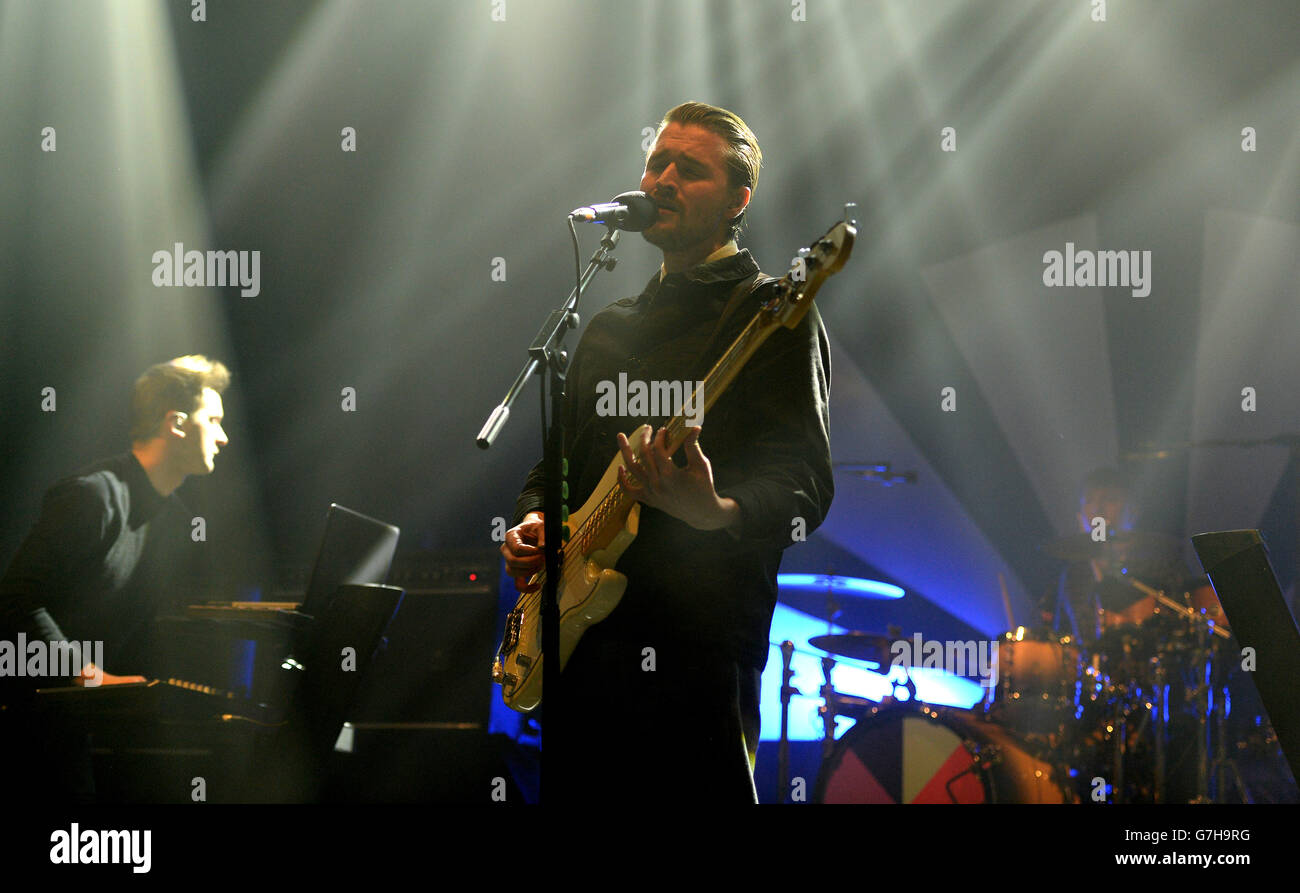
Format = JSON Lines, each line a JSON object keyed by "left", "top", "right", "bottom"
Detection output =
{"left": 779, "top": 540, "right": 1288, "bottom": 804}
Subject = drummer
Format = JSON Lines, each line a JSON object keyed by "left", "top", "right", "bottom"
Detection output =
{"left": 1049, "top": 467, "right": 1187, "bottom": 644}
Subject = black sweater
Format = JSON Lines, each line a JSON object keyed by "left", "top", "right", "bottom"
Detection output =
{"left": 0, "top": 452, "right": 190, "bottom": 680}
{"left": 513, "top": 248, "right": 834, "bottom": 670}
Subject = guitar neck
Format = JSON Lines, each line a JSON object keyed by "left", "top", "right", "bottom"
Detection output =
{"left": 568, "top": 217, "right": 853, "bottom": 556}
{"left": 562, "top": 305, "right": 782, "bottom": 563}
{"left": 662, "top": 305, "right": 784, "bottom": 450}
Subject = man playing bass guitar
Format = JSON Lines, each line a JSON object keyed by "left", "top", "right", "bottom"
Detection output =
{"left": 501, "top": 102, "right": 834, "bottom": 803}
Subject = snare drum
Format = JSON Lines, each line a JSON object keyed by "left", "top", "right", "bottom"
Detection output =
{"left": 815, "top": 704, "right": 1074, "bottom": 803}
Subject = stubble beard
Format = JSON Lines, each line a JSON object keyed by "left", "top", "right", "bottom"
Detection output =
{"left": 641, "top": 213, "right": 716, "bottom": 255}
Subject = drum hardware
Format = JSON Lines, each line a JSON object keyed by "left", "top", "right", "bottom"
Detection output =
{"left": 812, "top": 625, "right": 929, "bottom": 771}
{"left": 945, "top": 740, "right": 1003, "bottom": 802}
{"left": 1110, "top": 695, "right": 1129, "bottom": 803}
{"left": 818, "top": 654, "right": 839, "bottom": 759}
{"left": 1151, "top": 660, "right": 1168, "bottom": 803}
{"left": 776, "top": 640, "right": 795, "bottom": 804}
{"left": 782, "top": 571, "right": 912, "bottom": 769}
{"left": 815, "top": 649, "right": 918, "bottom": 758}
{"left": 1068, "top": 574, "right": 1223, "bottom": 801}
{"left": 1082, "top": 575, "right": 1254, "bottom": 804}
{"left": 1209, "top": 737, "right": 1252, "bottom": 803}
{"left": 1124, "top": 576, "right": 1231, "bottom": 640}
{"left": 1123, "top": 576, "right": 1241, "bottom": 802}
{"left": 1183, "top": 641, "right": 1212, "bottom": 802}
{"left": 1176, "top": 628, "right": 1252, "bottom": 804}
{"left": 1119, "top": 693, "right": 1159, "bottom": 804}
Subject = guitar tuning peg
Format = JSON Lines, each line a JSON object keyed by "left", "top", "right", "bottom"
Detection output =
{"left": 797, "top": 247, "right": 811, "bottom": 257}
{"left": 844, "top": 202, "right": 858, "bottom": 225}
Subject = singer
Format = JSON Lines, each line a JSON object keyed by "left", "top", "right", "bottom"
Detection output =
{"left": 501, "top": 102, "right": 833, "bottom": 803}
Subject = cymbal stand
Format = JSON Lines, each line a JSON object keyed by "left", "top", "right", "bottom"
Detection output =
{"left": 777, "top": 640, "right": 796, "bottom": 804}
{"left": 818, "top": 655, "right": 839, "bottom": 759}
{"left": 1110, "top": 690, "right": 1129, "bottom": 803}
{"left": 1204, "top": 633, "right": 1251, "bottom": 802}
{"left": 1187, "top": 628, "right": 1212, "bottom": 802}
{"left": 1152, "top": 659, "right": 1168, "bottom": 803}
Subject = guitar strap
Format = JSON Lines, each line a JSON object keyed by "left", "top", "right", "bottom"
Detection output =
{"left": 564, "top": 271, "right": 775, "bottom": 454}
{"left": 696, "top": 271, "right": 777, "bottom": 377}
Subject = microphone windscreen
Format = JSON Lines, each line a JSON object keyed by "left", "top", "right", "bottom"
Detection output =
{"left": 611, "top": 191, "right": 658, "bottom": 232}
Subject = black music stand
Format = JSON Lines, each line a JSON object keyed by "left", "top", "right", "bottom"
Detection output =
{"left": 255, "top": 582, "right": 404, "bottom": 801}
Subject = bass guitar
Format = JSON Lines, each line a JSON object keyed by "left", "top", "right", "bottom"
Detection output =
{"left": 493, "top": 215, "right": 855, "bottom": 711}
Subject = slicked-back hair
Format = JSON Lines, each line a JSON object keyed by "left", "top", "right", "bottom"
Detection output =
{"left": 651, "top": 101, "right": 762, "bottom": 241}
{"left": 129, "top": 355, "right": 230, "bottom": 443}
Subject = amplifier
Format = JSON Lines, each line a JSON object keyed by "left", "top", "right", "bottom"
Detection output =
{"left": 347, "top": 549, "right": 500, "bottom": 727}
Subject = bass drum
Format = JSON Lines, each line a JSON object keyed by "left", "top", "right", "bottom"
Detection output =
{"left": 815, "top": 705, "right": 1075, "bottom": 804}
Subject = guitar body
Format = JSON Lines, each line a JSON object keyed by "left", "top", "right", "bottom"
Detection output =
{"left": 493, "top": 216, "right": 855, "bottom": 712}
{"left": 493, "top": 426, "right": 650, "bottom": 712}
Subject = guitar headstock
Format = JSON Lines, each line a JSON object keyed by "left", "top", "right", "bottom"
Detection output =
{"left": 763, "top": 216, "right": 857, "bottom": 329}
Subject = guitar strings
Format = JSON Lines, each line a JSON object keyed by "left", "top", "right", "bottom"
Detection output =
{"left": 509, "top": 312, "right": 772, "bottom": 640}
{"left": 503, "top": 242, "right": 853, "bottom": 683}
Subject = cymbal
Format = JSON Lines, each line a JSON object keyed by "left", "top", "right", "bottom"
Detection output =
{"left": 778, "top": 575, "right": 904, "bottom": 624}
{"left": 776, "top": 574, "right": 904, "bottom": 599}
{"left": 1041, "top": 530, "right": 1181, "bottom": 563}
{"left": 809, "top": 631, "right": 894, "bottom": 664}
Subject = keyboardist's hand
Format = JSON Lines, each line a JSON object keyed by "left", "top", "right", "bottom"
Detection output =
{"left": 75, "top": 663, "right": 147, "bottom": 688}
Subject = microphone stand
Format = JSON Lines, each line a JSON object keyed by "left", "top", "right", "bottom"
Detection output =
{"left": 476, "top": 225, "right": 623, "bottom": 805}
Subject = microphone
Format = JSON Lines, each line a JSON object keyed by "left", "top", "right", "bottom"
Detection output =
{"left": 569, "top": 191, "right": 659, "bottom": 231}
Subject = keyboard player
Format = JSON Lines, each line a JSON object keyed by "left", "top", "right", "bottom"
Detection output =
{"left": 0, "top": 355, "right": 231, "bottom": 801}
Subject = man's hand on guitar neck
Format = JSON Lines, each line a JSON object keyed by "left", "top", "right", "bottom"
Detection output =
{"left": 502, "top": 512, "right": 546, "bottom": 593}
{"left": 617, "top": 426, "right": 741, "bottom": 533}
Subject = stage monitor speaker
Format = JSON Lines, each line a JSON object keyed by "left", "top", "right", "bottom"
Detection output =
{"left": 346, "top": 550, "right": 499, "bottom": 728}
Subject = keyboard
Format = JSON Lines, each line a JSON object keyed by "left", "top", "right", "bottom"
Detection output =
{"left": 30, "top": 678, "right": 275, "bottom": 723}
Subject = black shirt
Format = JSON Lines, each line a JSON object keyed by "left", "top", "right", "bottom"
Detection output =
{"left": 0, "top": 452, "right": 191, "bottom": 681}
{"left": 511, "top": 249, "right": 833, "bottom": 800}
{"left": 514, "top": 248, "right": 833, "bottom": 667}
